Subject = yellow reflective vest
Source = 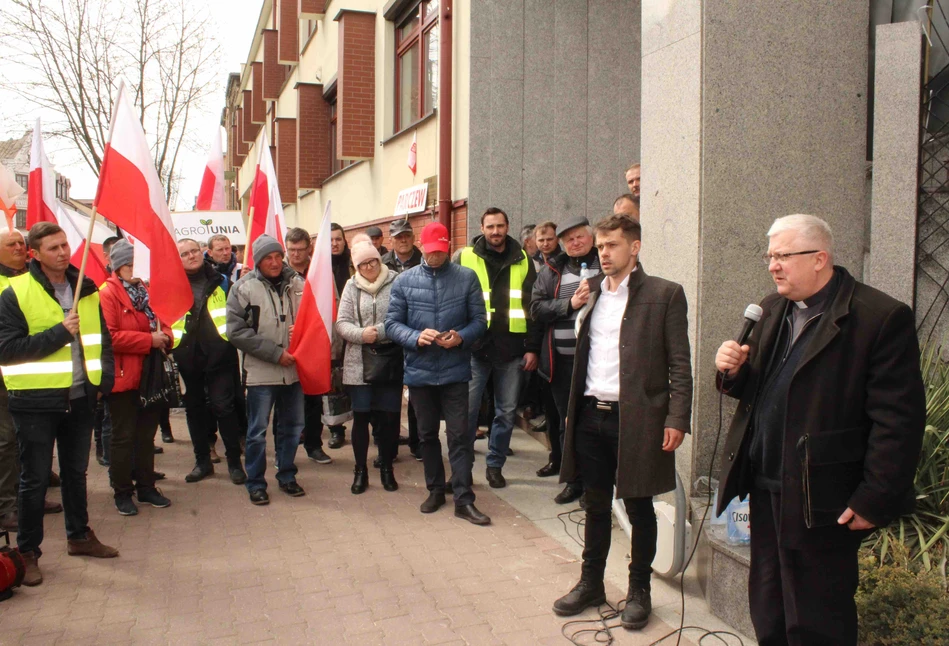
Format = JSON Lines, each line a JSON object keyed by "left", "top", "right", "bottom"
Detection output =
{"left": 0, "top": 273, "right": 103, "bottom": 389}
{"left": 459, "top": 248, "right": 529, "bottom": 333}
{"left": 171, "top": 286, "right": 228, "bottom": 349}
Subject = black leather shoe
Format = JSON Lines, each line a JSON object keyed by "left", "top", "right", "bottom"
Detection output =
{"left": 380, "top": 467, "right": 398, "bottom": 492}
{"left": 328, "top": 431, "right": 345, "bottom": 449}
{"left": 621, "top": 588, "right": 651, "bottom": 629}
{"left": 420, "top": 491, "right": 446, "bottom": 513}
{"left": 49, "top": 472, "right": 61, "bottom": 487}
{"left": 279, "top": 481, "right": 305, "bottom": 497}
{"left": 410, "top": 447, "right": 423, "bottom": 461}
{"left": 485, "top": 467, "right": 506, "bottom": 489}
{"left": 153, "top": 445, "right": 163, "bottom": 454}
{"left": 454, "top": 503, "right": 491, "bottom": 525}
{"left": 161, "top": 428, "right": 174, "bottom": 443}
{"left": 506, "top": 447, "right": 514, "bottom": 456}
{"left": 185, "top": 463, "right": 213, "bottom": 483}
{"left": 229, "top": 467, "right": 247, "bottom": 485}
{"left": 351, "top": 467, "right": 368, "bottom": 494}
{"left": 398, "top": 435, "right": 410, "bottom": 446}
{"left": 555, "top": 483, "right": 583, "bottom": 505}
{"left": 153, "top": 471, "right": 166, "bottom": 481}
{"left": 249, "top": 489, "right": 269, "bottom": 505}
{"left": 552, "top": 580, "right": 607, "bottom": 616}
{"left": 536, "top": 462, "right": 560, "bottom": 478}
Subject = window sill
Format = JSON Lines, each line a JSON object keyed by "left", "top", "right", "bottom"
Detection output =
{"left": 323, "top": 160, "right": 365, "bottom": 184}
{"left": 381, "top": 110, "right": 437, "bottom": 146}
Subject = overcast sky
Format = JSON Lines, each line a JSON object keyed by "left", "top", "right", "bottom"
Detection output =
{"left": 0, "top": 0, "right": 263, "bottom": 208}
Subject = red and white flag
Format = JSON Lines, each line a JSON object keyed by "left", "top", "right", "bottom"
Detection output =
{"left": 0, "top": 164, "right": 24, "bottom": 230}
{"left": 407, "top": 131, "right": 417, "bottom": 176}
{"left": 289, "top": 201, "right": 334, "bottom": 395}
{"left": 196, "top": 127, "right": 226, "bottom": 211}
{"left": 27, "top": 118, "right": 109, "bottom": 287}
{"left": 94, "top": 82, "right": 191, "bottom": 324}
{"left": 246, "top": 128, "right": 286, "bottom": 270}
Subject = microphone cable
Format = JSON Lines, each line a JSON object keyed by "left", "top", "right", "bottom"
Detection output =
{"left": 559, "top": 382, "right": 744, "bottom": 646}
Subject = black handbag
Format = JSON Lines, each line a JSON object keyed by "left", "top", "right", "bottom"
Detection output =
{"left": 355, "top": 289, "right": 403, "bottom": 385}
{"left": 138, "top": 348, "right": 183, "bottom": 409}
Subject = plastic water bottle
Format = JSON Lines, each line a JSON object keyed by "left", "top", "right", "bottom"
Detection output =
{"left": 725, "top": 496, "right": 751, "bottom": 545}
{"left": 579, "top": 262, "right": 597, "bottom": 281}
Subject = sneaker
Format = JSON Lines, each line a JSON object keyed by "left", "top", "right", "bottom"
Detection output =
{"left": 67, "top": 529, "right": 119, "bottom": 558}
{"left": 137, "top": 488, "right": 171, "bottom": 508}
{"left": 249, "top": 489, "right": 270, "bottom": 506}
{"left": 410, "top": 447, "right": 423, "bottom": 461}
{"left": 279, "top": 481, "right": 305, "bottom": 497}
{"left": 307, "top": 448, "right": 333, "bottom": 464}
{"left": 209, "top": 447, "right": 222, "bottom": 464}
{"left": 115, "top": 496, "right": 138, "bottom": 516}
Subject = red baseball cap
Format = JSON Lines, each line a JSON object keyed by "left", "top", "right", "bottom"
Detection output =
{"left": 420, "top": 222, "right": 450, "bottom": 254}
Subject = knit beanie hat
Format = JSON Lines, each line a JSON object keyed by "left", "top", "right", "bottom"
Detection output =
{"left": 351, "top": 241, "right": 381, "bottom": 267}
{"left": 252, "top": 234, "right": 284, "bottom": 266}
{"left": 110, "top": 239, "right": 134, "bottom": 270}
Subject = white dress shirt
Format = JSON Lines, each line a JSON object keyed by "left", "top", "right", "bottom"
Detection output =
{"left": 584, "top": 272, "right": 633, "bottom": 401}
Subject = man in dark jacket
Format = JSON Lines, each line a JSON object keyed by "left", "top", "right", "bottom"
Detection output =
{"left": 456, "top": 208, "right": 540, "bottom": 488}
{"left": 326, "top": 223, "right": 352, "bottom": 449}
{"left": 0, "top": 222, "right": 119, "bottom": 586}
{"left": 386, "top": 222, "right": 489, "bottom": 525}
{"left": 366, "top": 225, "right": 389, "bottom": 256}
{"left": 172, "top": 238, "right": 245, "bottom": 485}
{"left": 382, "top": 219, "right": 423, "bottom": 460}
{"left": 552, "top": 215, "right": 692, "bottom": 630}
{"left": 206, "top": 234, "right": 242, "bottom": 289}
{"left": 714, "top": 214, "right": 925, "bottom": 646}
{"left": 530, "top": 215, "right": 600, "bottom": 504}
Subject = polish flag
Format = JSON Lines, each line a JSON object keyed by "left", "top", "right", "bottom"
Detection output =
{"left": 27, "top": 118, "right": 109, "bottom": 287}
{"left": 289, "top": 202, "right": 334, "bottom": 395}
{"left": 407, "top": 131, "right": 417, "bottom": 176}
{"left": 196, "top": 127, "right": 226, "bottom": 211}
{"left": 0, "top": 164, "right": 24, "bottom": 229}
{"left": 245, "top": 128, "right": 286, "bottom": 270}
{"left": 94, "top": 82, "right": 191, "bottom": 324}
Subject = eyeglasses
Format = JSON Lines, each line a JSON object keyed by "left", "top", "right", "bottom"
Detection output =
{"left": 358, "top": 259, "right": 380, "bottom": 270}
{"left": 761, "top": 250, "right": 819, "bottom": 265}
{"left": 287, "top": 247, "right": 309, "bottom": 254}
{"left": 179, "top": 249, "right": 202, "bottom": 258}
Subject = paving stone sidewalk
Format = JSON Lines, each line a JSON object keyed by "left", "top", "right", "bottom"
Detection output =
{"left": 0, "top": 413, "right": 695, "bottom": 645}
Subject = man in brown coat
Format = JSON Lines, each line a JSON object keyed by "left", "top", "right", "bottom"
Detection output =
{"left": 715, "top": 214, "right": 925, "bottom": 646}
{"left": 552, "top": 215, "right": 693, "bottom": 631}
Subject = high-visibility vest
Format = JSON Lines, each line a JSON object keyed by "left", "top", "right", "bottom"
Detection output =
{"left": 459, "top": 248, "right": 529, "bottom": 333}
{"left": 171, "top": 286, "right": 228, "bottom": 349}
{"left": 0, "top": 273, "right": 103, "bottom": 389}
{"left": 0, "top": 275, "right": 11, "bottom": 292}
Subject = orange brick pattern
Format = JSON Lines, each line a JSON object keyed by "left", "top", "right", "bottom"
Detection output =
{"left": 278, "top": 0, "right": 299, "bottom": 65}
{"left": 299, "top": 0, "right": 326, "bottom": 18}
{"left": 296, "top": 83, "right": 331, "bottom": 190}
{"left": 235, "top": 108, "right": 249, "bottom": 157}
{"left": 336, "top": 11, "right": 375, "bottom": 160}
{"left": 275, "top": 117, "right": 297, "bottom": 204}
{"left": 251, "top": 62, "right": 266, "bottom": 124}
{"left": 262, "top": 30, "right": 283, "bottom": 100}
{"left": 241, "top": 91, "right": 258, "bottom": 144}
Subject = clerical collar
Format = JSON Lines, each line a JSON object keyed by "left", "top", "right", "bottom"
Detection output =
{"left": 793, "top": 269, "right": 840, "bottom": 309}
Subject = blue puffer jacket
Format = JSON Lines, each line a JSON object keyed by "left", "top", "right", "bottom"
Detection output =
{"left": 385, "top": 260, "right": 487, "bottom": 387}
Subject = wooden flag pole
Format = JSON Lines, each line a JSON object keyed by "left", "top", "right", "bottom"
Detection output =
{"left": 71, "top": 204, "right": 99, "bottom": 313}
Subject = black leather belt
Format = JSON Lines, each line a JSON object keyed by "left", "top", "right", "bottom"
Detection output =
{"left": 583, "top": 396, "right": 618, "bottom": 413}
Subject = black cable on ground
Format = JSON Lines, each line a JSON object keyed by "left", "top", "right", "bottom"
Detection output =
{"left": 560, "top": 384, "right": 746, "bottom": 646}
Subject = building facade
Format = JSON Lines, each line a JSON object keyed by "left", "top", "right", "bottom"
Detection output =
{"left": 0, "top": 131, "right": 72, "bottom": 230}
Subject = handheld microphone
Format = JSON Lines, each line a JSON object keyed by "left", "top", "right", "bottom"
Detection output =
{"left": 735, "top": 303, "right": 764, "bottom": 346}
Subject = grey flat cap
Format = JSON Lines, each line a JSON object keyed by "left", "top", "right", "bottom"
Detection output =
{"left": 557, "top": 215, "right": 590, "bottom": 238}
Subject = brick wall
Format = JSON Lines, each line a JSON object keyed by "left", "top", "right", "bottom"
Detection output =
{"left": 296, "top": 83, "right": 330, "bottom": 190}
{"left": 275, "top": 117, "right": 297, "bottom": 204}
{"left": 262, "top": 30, "right": 282, "bottom": 101}
{"left": 299, "top": 0, "right": 326, "bottom": 19}
{"left": 335, "top": 11, "right": 375, "bottom": 160}
{"left": 342, "top": 202, "right": 469, "bottom": 255}
{"left": 251, "top": 63, "right": 266, "bottom": 123}
{"left": 278, "top": 0, "right": 298, "bottom": 65}
{"left": 235, "top": 109, "right": 249, "bottom": 157}
{"left": 241, "top": 91, "right": 257, "bottom": 143}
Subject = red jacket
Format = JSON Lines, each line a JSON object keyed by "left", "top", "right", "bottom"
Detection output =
{"left": 99, "top": 276, "right": 172, "bottom": 393}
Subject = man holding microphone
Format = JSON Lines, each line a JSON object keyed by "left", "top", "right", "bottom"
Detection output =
{"left": 715, "top": 214, "right": 925, "bottom": 646}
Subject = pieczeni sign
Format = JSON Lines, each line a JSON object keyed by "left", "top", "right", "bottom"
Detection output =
{"left": 393, "top": 183, "right": 429, "bottom": 216}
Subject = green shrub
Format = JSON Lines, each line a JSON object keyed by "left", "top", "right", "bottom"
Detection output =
{"left": 856, "top": 553, "right": 949, "bottom": 645}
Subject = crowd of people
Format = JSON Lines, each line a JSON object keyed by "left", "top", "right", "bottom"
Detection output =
{"left": 0, "top": 156, "right": 927, "bottom": 644}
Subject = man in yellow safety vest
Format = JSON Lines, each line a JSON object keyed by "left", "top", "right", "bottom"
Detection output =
{"left": 172, "top": 238, "right": 246, "bottom": 485}
{"left": 456, "top": 207, "right": 541, "bottom": 489}
{"left": 0, "top": 222, "right": 118, "bottom": 586}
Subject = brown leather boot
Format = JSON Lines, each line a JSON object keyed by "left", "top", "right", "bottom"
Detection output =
{"left": 67, "top": 529, "right": 119, "bottom": 558}
{"left": 19, "top": 551, "right": 43, "bottom": 586}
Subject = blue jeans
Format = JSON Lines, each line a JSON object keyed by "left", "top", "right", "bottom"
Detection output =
{"left": 467, "top": 355, "right": 524, "bottom": 469}
{"left": 12, "top": 398, "right": 94, "bottom": 556}
{"left": 245, "top": 383, "right": 304, "bottom": 492}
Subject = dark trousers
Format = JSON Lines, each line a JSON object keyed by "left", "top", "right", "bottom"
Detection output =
{"left": 180, "top": 365, "right": 242, "bottom": 467}
{"left": 12, "top": 398, "right": 94, "bottom": 556}
{"left": 302, "top": 394, "right": 324, "bottom": 452}
{"left": 574, "top": 400, "right": 656, "bottom": 588}
{"left": 749, "top": 487, "right": 859, "bottom": 646}
{"left": 0, "top": 389, "right": 18, "bottom": 517}
{"left": 93, "top": 399, "right": 112, "bottom": 462}
{"left": 353, "top": 410, "right": 399, "bottom": 469}
{"left": 552, "top": 356, "right": 581, "bottom": 486}
{"left": 107, "top": 390, "right": 159, "bottom": 497}
{"left": 540, "top": 378, "right": 561, "bottom": 466}
{"left": 406, "top": 399, "right": 419, "bottom": 451}
{"left": 410, "top": 382, "right": 475, "bottom": 506}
